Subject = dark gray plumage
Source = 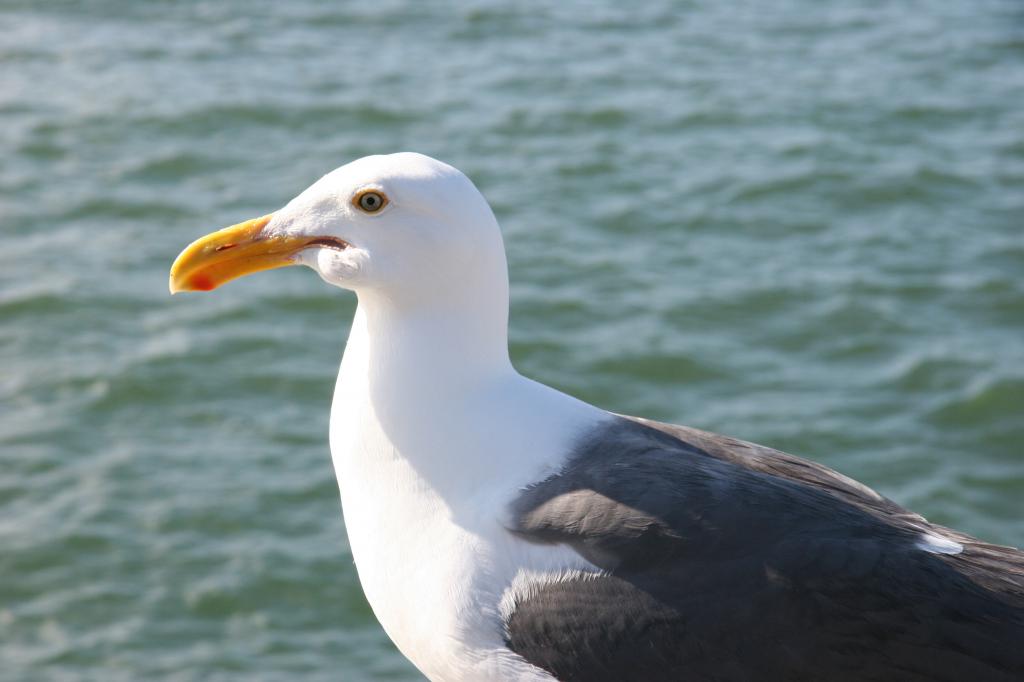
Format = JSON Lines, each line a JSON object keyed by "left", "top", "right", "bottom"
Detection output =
{"left": 504, "top": 416, "right": 1024, "bottom": 682}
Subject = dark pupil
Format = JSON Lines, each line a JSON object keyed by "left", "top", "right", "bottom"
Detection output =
{"left": 362, "top": 194, "right": 379, "bottom": 209}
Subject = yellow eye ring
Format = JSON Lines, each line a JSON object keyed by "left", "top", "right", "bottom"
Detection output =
{"left": 354, "top": 190, "right": 388, "bottom": 213}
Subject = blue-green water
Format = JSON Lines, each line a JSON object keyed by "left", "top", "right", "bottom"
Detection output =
{"left": 2, "top": 1, "right": 1022, "bottom": 680}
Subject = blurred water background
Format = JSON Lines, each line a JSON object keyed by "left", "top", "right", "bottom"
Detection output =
{"left": 1, "top": 1, "right": 1022, "bottom": 680}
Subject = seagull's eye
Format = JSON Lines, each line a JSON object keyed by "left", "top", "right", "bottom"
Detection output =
{"left": 355, "top": 190, "right": 388, "bottom": 213}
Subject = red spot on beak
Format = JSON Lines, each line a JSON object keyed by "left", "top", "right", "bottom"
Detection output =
{"left": 189, "top": 273, "right": 215, "bottom": 291}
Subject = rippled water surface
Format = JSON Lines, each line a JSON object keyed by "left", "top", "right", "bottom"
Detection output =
{"left": 2, "top": 1, "right": 1022, "bottom": 680}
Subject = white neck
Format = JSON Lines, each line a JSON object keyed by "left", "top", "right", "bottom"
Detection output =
{"left": 328, "top": 292, "right": 605, "bottom": 681}
{"left": 340, "top": 288, "right": 521, "bottom": 495}
{"left": 361, "top": 285, "right": 513, "bottom": 386}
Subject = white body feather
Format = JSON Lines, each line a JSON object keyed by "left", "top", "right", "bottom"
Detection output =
{"left": 329, "top": 298, "right": 607, "bottom": 681}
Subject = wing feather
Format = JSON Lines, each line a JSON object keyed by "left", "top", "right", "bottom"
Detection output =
{"left": 504, "top": 416, "right": 1024, "bottom": 681}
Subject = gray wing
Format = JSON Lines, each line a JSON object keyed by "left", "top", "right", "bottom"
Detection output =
{"left": 504, "top": 416, "right": 1024, "bottom": 682}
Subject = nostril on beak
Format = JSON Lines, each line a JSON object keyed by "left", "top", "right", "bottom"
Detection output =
{"left": 215, "top": 243, "right": 238, "bottom": 252}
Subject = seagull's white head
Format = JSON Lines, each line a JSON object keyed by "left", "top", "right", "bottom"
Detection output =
{"left": 169, "top": 152, "right": 508, "bottom": 311}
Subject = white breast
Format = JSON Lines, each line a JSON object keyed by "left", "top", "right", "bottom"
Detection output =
{"left": 327, "top": 308, "right": 607, "bottom": 681}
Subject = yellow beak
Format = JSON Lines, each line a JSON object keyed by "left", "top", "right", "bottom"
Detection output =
{"left": 169, "top": 214, "right": 339, "bottom": 293}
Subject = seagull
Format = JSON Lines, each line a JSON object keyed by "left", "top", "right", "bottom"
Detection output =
{"left": 169, "top": 152, "right": 1024, "bottom": 682}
